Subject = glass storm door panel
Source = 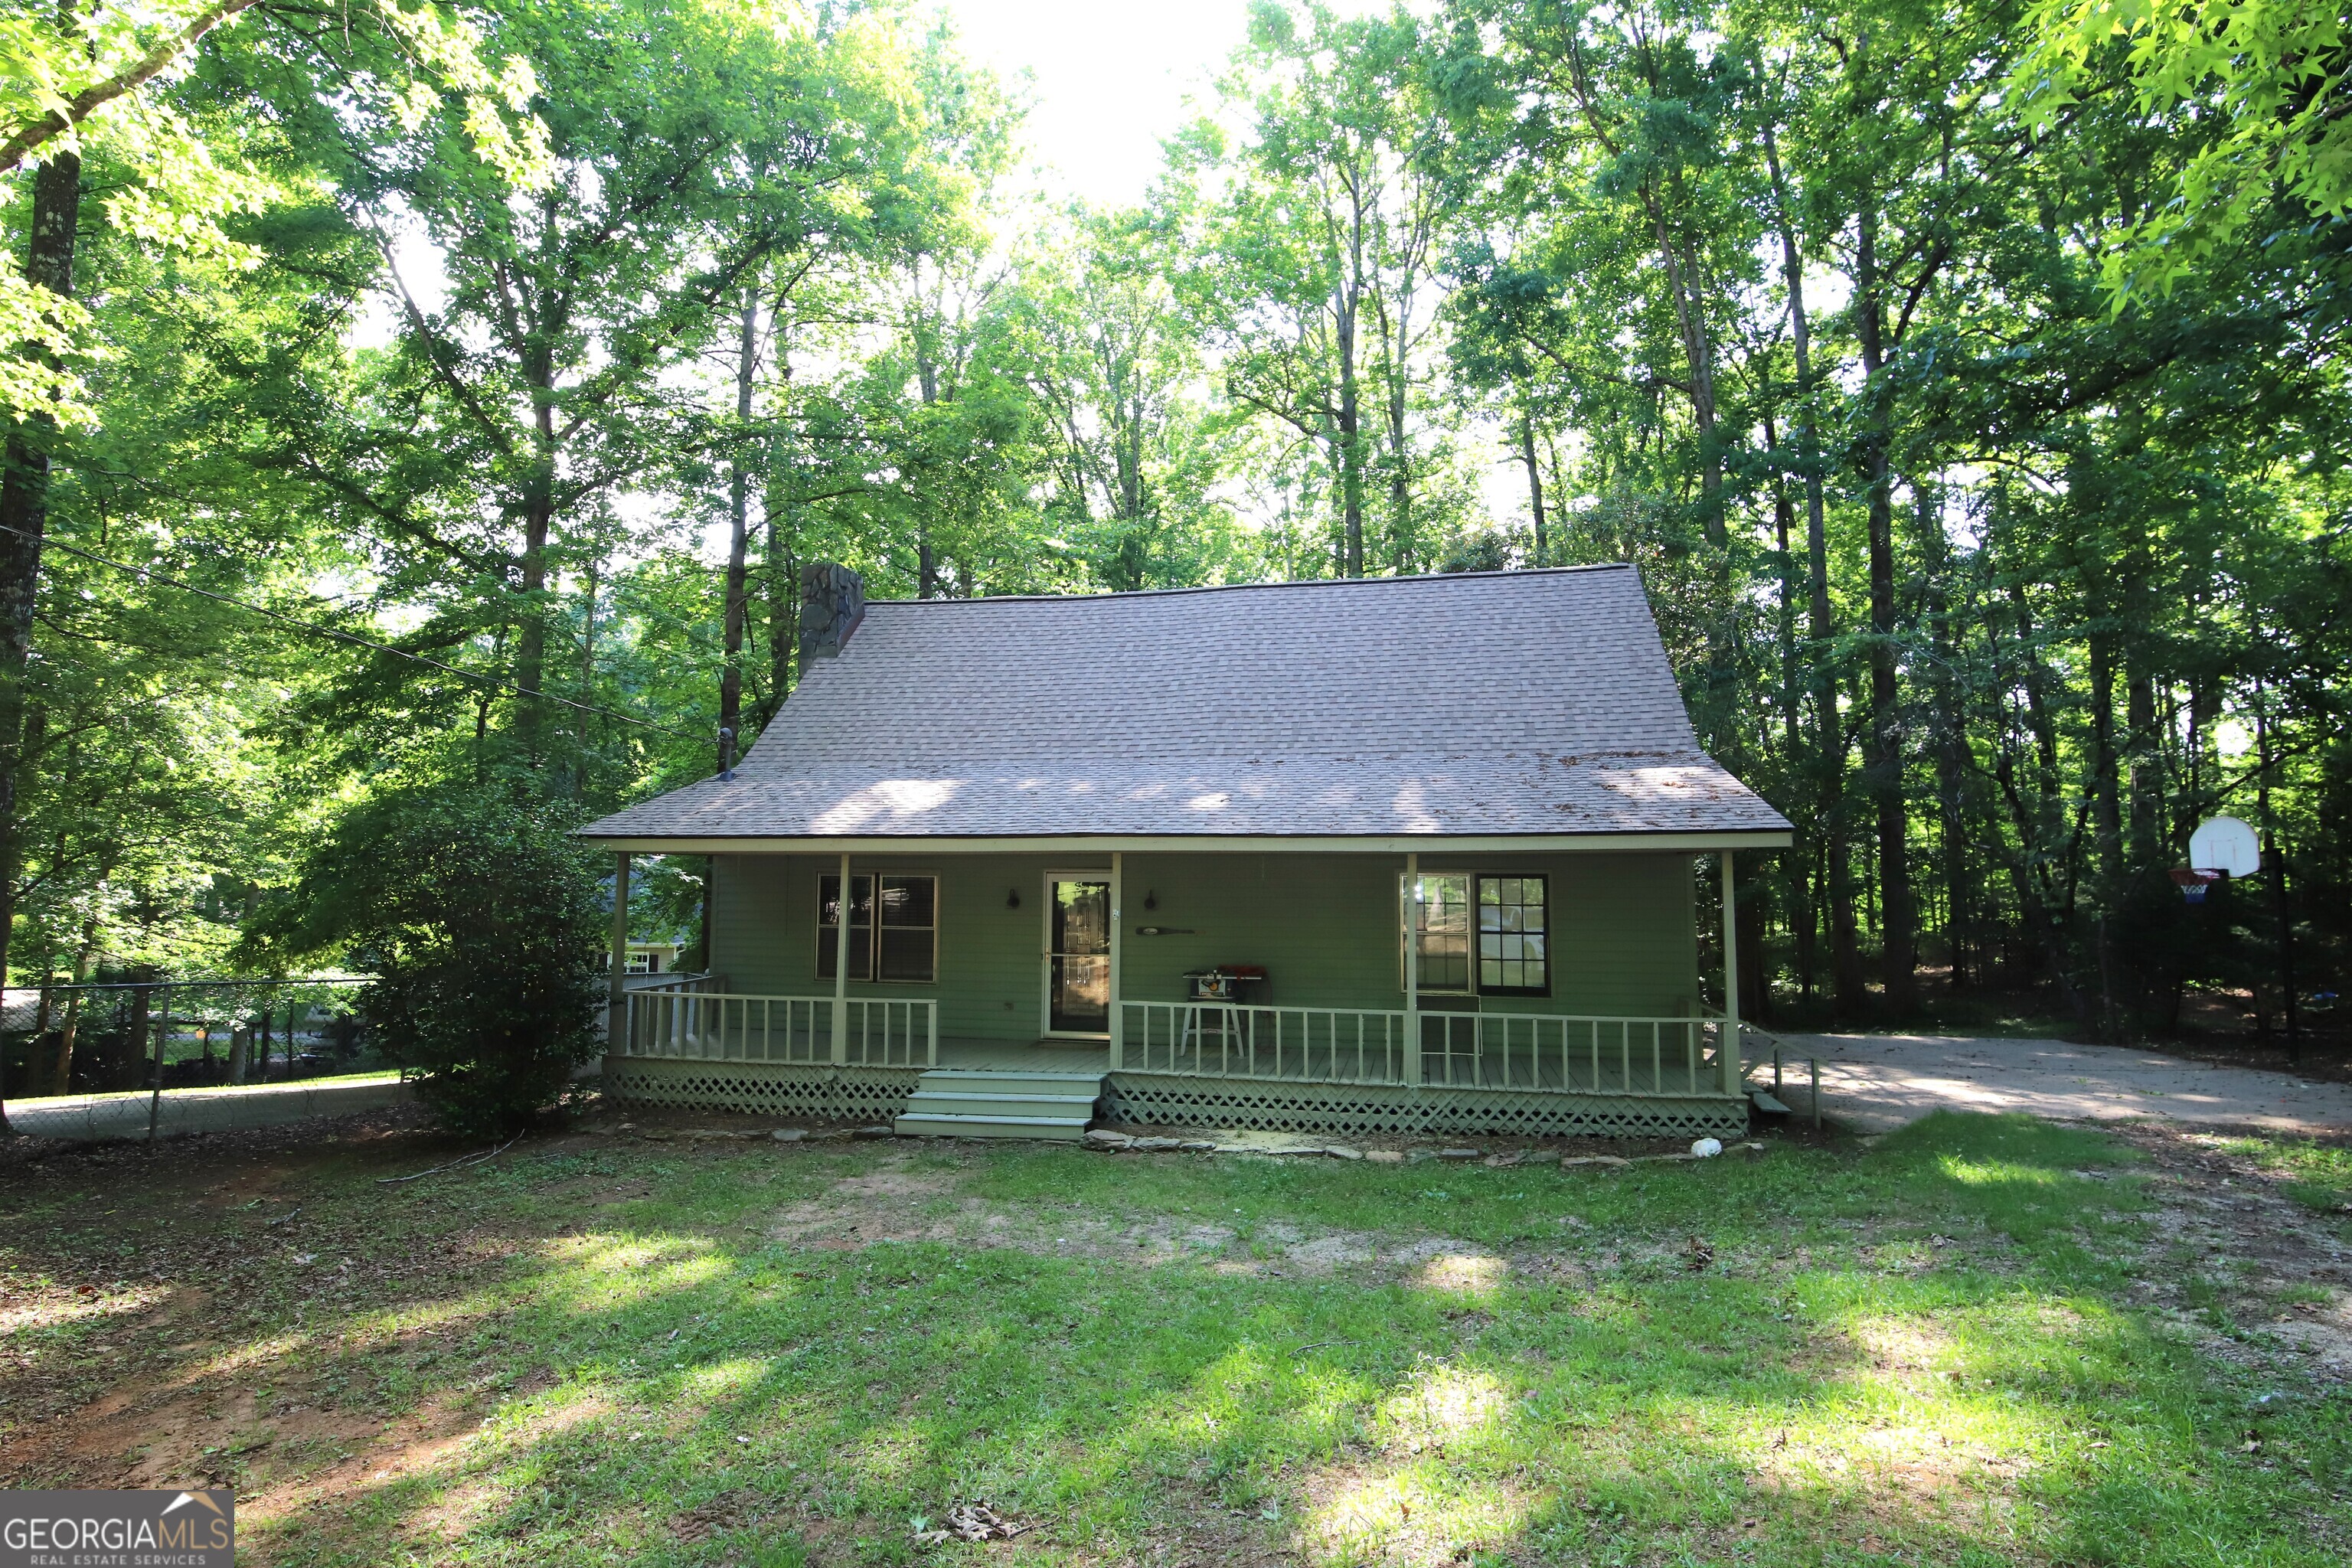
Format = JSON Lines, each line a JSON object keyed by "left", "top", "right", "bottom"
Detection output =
{"left": 1048, "top": 878, "right": 1112, "bottom": 1034}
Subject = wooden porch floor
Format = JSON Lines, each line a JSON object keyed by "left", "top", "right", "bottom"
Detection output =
{"left": 932, "top": 1037, "right": 1112, "bottom": 1073}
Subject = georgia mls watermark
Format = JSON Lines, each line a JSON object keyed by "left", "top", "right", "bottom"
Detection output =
{"left": 2, "top": 1489, "right": 234, "bottom": 1567}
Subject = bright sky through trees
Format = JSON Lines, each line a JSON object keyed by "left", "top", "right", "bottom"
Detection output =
{"left": 933, "top": 0, "right": 1361, "bottom": 208}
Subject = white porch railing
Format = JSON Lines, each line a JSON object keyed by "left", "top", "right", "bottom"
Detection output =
{"left": 1122, "top": 1001, "right": 1411, "bottom": 1084}
{"left": 1119, "top": 1001, "right": 1733, "bottom": 1096}
{"left": 620, "top": 987, "right": 936, "bottom": 1068}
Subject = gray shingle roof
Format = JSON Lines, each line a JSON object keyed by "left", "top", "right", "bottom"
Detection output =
{"left": 579, "top": 566, "right": 1789, "bottom": 842}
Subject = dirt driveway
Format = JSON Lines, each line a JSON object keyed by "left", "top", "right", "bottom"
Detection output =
{"left": 1766, "top": 1032, "right": 2352, "bottom": 1137}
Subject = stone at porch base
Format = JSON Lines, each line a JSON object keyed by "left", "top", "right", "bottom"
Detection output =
{"left": 892, "top": 1068, "right": 1105, "bottom": 1141}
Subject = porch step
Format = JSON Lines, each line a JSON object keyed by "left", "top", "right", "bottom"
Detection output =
{"left": 893, "top": 1067, "right": 1106, "bottom": 1141}
{"left": 1748, "top": 1086, "right": 1792, "bottom": 1117}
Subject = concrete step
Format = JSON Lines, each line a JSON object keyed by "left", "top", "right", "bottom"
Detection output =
{"left": 901, "top": 1090, "right": 1099, "bottom": 1119}
{"left": 893, "top": 1112, "right": 1092, "bottom": 1141}
{"left": 893, "top": 1064, "right": 1107, "bottom": 1140}
{"left": 911, "top": 1070, "right": 1106, "bottom": 1095}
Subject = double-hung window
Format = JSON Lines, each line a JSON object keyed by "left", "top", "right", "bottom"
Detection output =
{"left": 818, "top": 874, "right": 937, "bottom": 983}
{"left": 1404, "top": 872, "right": 1549, "bottom": 997}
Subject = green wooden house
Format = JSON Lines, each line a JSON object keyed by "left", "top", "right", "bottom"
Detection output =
{"left": 577, "top": 563, "right": 1790, "bottom": 1140}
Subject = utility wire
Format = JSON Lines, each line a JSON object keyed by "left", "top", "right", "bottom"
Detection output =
{"left": 0, "top": 520, "right": 709, "bottom": 745}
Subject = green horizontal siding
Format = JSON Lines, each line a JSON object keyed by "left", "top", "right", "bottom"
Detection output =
{"left": 707, "top": 848, "right": 1701, "bottom": 1044}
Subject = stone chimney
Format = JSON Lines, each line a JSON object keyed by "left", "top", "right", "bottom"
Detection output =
{"left": 797, "top": 561, "right": 866, "bottom": 663}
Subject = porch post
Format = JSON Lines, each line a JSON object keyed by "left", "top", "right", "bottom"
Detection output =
{"left": 1403, "top": 852, "right": 1422, "bottom": 1087}
{"left": 1108, "top": 851, "right": 1124, "bottom": 1070}
{"left": 1720, "top": 850, "right": 1741, "bottom": 1096}
{"left": 609, "top": 852, "right": 632, "bottom": 1053}
{"left": 831, "top": 851, "right": 851, "bottom": 1066}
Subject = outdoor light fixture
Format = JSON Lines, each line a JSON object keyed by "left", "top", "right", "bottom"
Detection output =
{"left": 1006, "top": 888, "right": 1021, "bottom": 909}
{"left": 1143, "top": 890, "right": 1158, "bottom": 910}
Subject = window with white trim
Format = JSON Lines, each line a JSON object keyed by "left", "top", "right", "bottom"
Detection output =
{"left": 1403, "top": 872, "right": 1549, "bottom": 997}
{"left": 818, "top": 874, "right": 937, "bottom": 983}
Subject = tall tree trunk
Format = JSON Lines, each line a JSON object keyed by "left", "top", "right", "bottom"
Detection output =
{"left": 760, "top": 324, "right": 795, "bottom": 727}
{"left": 1336, "top": 296, "right": 1364, "bottom": 578}
{"left": 2254, "top": 690, "right": 2300, "bottom": 1059}
{"left": 2126, "top": 667, "right": 2159, "bottom": 867}
{"left": 0, "top": 136, "right": 80, "bottom": 1134}
{"left": 1764, "top": 410, "right": 1813, "bottom": 1001}
{"left": 2088, "top": 623, "right": 2122, "bottom": 877}
{"left": 1919, "top": 485, "right": 1971, "bottom": 988}
{"left": 574, "top": 557, "right": 598, "bottom": 798}
{"left": 514, "top": 342, "right": 557, "bottom": 762}
{"left": 913, "top": 308, "right": 942, "bottom": 599}
{"left": 1764, "top": 123, "right": 1860, "bottom": 1016}
{"left": 1854, "top": 205, "right": 1916, "bottom": 1012}
{"left": 51, "top": 908, "right": 94, "bottom": 1094}
{"left": 1520, "top": 413, "right": 1547, "bottom": 565}
{"left": 1652, "top": 194, "right": 1723, "bottom": 545}
{"left": 719, "top": 286, "right": 757, "bottom": 773}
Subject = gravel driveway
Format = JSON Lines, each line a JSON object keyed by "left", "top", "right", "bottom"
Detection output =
{"left": 1760, "top": 1032, "right": 2352, "bottom": 1136}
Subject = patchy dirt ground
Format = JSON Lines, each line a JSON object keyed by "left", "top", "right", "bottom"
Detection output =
{"left": 2103, "top": 1125, "right": 2352, "bottom": 1378}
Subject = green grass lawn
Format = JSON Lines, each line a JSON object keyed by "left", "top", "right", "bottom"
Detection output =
{"left": 3, "top": 1111, "right": 2347, "bottom": 1566}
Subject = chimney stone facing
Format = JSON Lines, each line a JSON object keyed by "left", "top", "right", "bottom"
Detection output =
{"left": 798, "top": 561, "right": 866, "bottom": 662}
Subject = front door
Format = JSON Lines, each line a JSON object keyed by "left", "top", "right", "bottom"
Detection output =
{"left": 1045, "top": 877, "right": 1111, "bottom": 1036}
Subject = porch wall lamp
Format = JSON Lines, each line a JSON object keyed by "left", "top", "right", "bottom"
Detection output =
{"left": 1142, "top": 890, "right": 1158, "bottom": 910}
{"left": 1005, "top": 888, "right": 1021, "bottom": 909}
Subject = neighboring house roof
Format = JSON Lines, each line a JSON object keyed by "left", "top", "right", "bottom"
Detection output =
{"left": 580, "top": 566, "right": 1791, "bottom": 845}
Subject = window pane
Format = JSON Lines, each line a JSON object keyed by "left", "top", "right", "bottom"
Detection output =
{"left": 1054, "top": 880, "right": 1110, "bottom": 957}
{"left": 879, "top": 876, "right": 934, "bottom": 929}
{"left": 1413, "top": 873, "right": 1471, "bottom": 991}
{"left": 878, "top": 928, "right": 933, "bottom": 982}
{"left": 1471, "top": 874, "right": 1548, "bottom": 995}
{"left": 817, "top": 874, "right": 875, "bottom": 980}
{"left": 816, "top": 927, "right": 874, "bottom": 981}
{"left": 818, "top": 875, "right": 875, "bottom": 927}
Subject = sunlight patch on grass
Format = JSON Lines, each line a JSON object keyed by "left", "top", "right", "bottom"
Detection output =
{"left": 1936, "top": 1155, "right": 2073, "bottom": 1191}
{"left": 1378, "top": 1363, "right": 1511, "bottom": 1452}
{"left": 1847, "top": 1312, "right": 1964, "bottom": 1372}
{"left": 0, "top": 1279, "right": 165, "bottom": 1336}
{"left": 1302, "top": 1463, "right": 1536, "bottom": 1567}
{"left": 544, "top": 1230, "right": 721, "bottom": 1276}
{"left": 1409, "top": 1250, "right": 1508, "bottom": 1296}
{"left": 482, "top": 1386, "right": 614, "bottom": 1447}
{"left": 182, "top": 1326, "right": 314, "bottom": 1386}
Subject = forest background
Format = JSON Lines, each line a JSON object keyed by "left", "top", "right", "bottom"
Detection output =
{"left": 1, "top": 0, "right": 2346, "bottom": 1096}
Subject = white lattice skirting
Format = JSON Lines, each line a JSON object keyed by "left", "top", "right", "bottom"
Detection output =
{"left": 602, "top": 1057, "right": 920, "bottom": 1122}
{"left": 602, "top": 1057, "right": 1745, "bottom": 1140}
{"left": 1104, "top": 1073, "right": 1746, "bottom": 1140}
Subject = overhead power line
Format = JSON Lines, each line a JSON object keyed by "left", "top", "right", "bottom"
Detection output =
{"left": 0, "top": 521, "right": 709, "bottom": 745}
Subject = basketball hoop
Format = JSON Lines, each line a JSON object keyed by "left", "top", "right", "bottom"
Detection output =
{"left": 2170, "top": 867, "right": 2223, "bottom": 903}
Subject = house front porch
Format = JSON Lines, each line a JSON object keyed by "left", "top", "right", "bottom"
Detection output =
{"left": 604, "top": 986, "right": 1753, "bottom": 1140}
{"left": 599, "top": 841, "right": 1765, "bottom": 1139}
